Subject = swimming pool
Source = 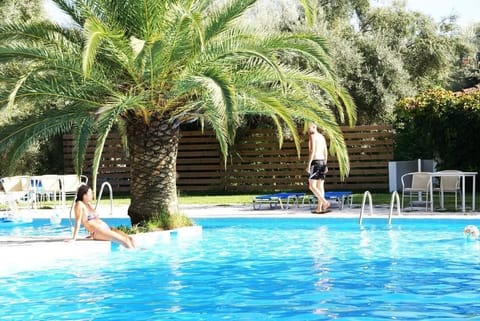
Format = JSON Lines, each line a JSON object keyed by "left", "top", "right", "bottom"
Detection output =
{"left": 1, "top": 217, "right": 480, "bottom": 320}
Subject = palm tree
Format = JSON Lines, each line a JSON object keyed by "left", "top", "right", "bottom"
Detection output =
{"left": 0, "top": 0, "right": 355, "bottom": 225}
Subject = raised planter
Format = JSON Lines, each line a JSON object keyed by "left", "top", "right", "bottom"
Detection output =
{"left": 131, "top": 225, "right": 202, "bottom": 248}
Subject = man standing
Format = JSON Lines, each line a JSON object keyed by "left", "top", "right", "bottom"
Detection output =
{"left": 306, "top": 123, "right": 330, "bottom": 213}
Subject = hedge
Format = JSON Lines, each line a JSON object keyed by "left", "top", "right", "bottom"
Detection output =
{"left": 394, "top": 87, "right": 480, "bottom": 171}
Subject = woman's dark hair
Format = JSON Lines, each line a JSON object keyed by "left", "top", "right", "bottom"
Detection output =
{"left": 75, "top": 184, "right": 91, "bottom": 202}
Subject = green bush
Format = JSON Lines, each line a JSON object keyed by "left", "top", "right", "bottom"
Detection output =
{"left": 394, "top": 88, "right": 480, "bottom": 171}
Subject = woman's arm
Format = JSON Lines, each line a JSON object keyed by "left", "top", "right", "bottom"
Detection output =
{"left": 71, "top": 203, "right": 83, "bottom": 241}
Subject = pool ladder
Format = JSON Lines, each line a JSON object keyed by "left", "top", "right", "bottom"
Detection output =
{"left": 95, "top": 181, "right": 113, "bottom": 215}
{"left": 359, "top": 191, "right": 401, "bottom": 224}
{"left": 68, "top": 182, "right": 114, "bottom": 228}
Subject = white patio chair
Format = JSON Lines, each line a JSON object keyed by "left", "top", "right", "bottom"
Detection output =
{"left": 434, "top": 170, "right": 461, "bottom": 209}
{"left": 401, "top": 172, "right": 432, "bottom": 211}
{"left": 0, "top": 176, "right": 34, "bottom": 208}
{"left": 59, "top": 174, "right": 88, "bottom": 204}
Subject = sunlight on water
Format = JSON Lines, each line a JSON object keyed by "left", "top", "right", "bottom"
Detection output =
{"left": 2, "top": 217, "right": 480, "bottom": 320}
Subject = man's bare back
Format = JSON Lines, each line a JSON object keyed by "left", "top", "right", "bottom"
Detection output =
{"left": 307, "top": 124, "right": 327, "bottom": 169}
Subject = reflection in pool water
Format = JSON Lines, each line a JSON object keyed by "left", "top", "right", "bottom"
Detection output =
{"left": 1, "top": 217, "right": 480, "bottom": 320}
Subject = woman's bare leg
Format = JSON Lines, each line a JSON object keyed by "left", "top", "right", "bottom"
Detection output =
{"left": 94, "top": 229, "right": 135, "bottom": 249}
{"left": 111, "top": 227, "right": 137, "bottom": 248}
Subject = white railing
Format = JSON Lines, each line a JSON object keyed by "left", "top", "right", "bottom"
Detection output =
{"left": 95, "top": 182, "right": 113, "bottom": 215}
{"left": 388, "top": 191, "right": 401, "bottom": 224}
{"left": 359, "top": 191, "right": 373, "bottom": 224}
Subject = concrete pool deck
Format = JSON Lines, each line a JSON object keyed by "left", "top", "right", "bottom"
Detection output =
{"left": 3, "top": 201, "right": 480, "bottom": 220}
{"left": 180, "top": 203, "right": 480, "bottom": 219}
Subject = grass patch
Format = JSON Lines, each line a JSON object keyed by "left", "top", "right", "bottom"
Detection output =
{"left": 96, "top": 191, "right": 474, "bottom": 209}
{"left": 116, "top": 210, "right": 194, "bottom": 234}
{"left": 179, "top": 194, "right": 255, "bottom": 205}
{"left": 59, "top": 190, "right": 476, "bottom": 214}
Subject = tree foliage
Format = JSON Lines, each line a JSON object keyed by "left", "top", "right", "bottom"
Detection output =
{"left": 394, "top": 88, "right": 480, "bottom": 171}
{"left": 283, "top": 1, "right": 479, "bottom": 124}
{"left": 0, "top": 0, "right": 42, "bottom": 22}
{"left": 0, "top": 0, "right": 356, "bottom": 222}
{"left": 0, "top": 0, "right": 64, "bottom": 176}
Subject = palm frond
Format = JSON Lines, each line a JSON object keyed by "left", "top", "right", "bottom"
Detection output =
{"left": 90, "top": 94, "right": 146, "bottom": 191}
{"left": 287, "top": 70, "right": 357, "bottom": 126}
{"left": 148, "top": 3, "right": 201, "bottom": 87}
{"left": 0, "top": 107, "right": 88, "bottom": 173}
{"left": 50, "top": 0, "right": 85, "bottom": 27}
{"left": 197, "top": 68, "right": 237, "bottom": 141}
{"left": 91, "top": 130, "right": 108, "bottom": 197}
{"left": 203, "top": 0, "right": 257, "bottom": 41}
{"left": 107, "top": 0, "right": 168, "bottom": 39}
{"left": 95, "top": 94, "right": 145, "bottom": 133}
{"left": 169, "top": 67, "right": 236, "bottom": 158}
{"left": 0, "top": 46, "right": 56, "bottom": 64}
{"left": 298, "top": 0, "right": 317, "bottom": 27}
{"left": 7, "top": 72, "right": 30, "bottom": 110}
{"left": 82, "top": 16, "right": 109, "bottom": 78}
{"left": 0, "top": 20, "right": 81, "bottom": 48}
{"left": 262, "top": 32, "right": 333, "bottom": 77}
{"left": 238, "top": 92, "right": 304, "bottom": 155}
{"left": 71, "top": 116, "right": 96, "bottom": 175}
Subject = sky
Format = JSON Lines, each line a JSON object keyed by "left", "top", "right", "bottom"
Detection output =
{"left": 378, "top": 0, "right": 479, "bottom": 28}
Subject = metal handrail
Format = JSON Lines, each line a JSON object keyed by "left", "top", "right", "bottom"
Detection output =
{"left": 95, "top": 181, "right": 113, "bottom": 215}
{"left": 388, "top": 191, "right": 401, "bottom": 224}
{"left": 359, "top": 191, "right": 373, "bottom": 224}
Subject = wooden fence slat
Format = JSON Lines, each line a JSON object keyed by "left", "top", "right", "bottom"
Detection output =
{"left": 64, "top": 125, "right": 394, "bottom": 192}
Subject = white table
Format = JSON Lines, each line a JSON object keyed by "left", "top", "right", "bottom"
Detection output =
{"left": 428, "top": 171, "right": 477, "bottom": 212}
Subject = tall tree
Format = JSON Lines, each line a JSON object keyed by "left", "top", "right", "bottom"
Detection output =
{"left": 0, "top": 0, "right": 42, "bottom": 22}
{"left": 328, "top": 4, "right": 466, "bottom": 123}
{"left": 0, "top": 0, "right": 355, "bottom": 225}
{"left": 0, "top": 0, "right": 62, "bottom": 176}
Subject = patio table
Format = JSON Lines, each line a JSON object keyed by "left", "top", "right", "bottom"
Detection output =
{"left": 428, "top": 171, "right": 477, "bottom": 213}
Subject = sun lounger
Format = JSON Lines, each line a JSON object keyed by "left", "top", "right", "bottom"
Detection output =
{"left": 308, "top": 191, "right": 353, "bottom": 210}
{"left": 0, "top": 176, "right": 34, "bottom": 208}
{"left": 252, "top": 192, "right": 306, "bottom": 210}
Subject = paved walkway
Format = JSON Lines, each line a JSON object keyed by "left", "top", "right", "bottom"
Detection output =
{"left": 181, "top": 203, "right": 480, "bottom": 219}
{"left": 5, "top": 202, "right": 480, "bottom": 219}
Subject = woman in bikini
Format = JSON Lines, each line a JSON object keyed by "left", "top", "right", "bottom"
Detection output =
{"left": 71, "top": 184, "right": 135, "bottom": 249}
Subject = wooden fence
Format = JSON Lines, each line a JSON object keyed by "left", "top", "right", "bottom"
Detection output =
{"left": 63, "top": 125, "right": 393, "bottom": 193}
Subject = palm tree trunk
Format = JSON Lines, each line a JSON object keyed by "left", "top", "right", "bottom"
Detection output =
{"left": 126, "top": 113, "right": 179, "bottom": 225}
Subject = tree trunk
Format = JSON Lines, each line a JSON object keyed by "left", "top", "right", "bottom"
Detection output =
{"left": 126, "top": 114, "right": 179, "bottom": 225}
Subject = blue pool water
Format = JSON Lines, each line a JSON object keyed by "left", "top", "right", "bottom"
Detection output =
{"left": 2, "top": 217, "right": 480, "bottom": 320}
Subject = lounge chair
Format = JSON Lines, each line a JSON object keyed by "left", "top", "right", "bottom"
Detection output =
{"left": 0, "top": 176, "right": 34, "bottom": 208}
{"left": 308, "top": 191, "right": 353, "bottom": 210}
{"left": 35, "top": 175, "right": 62, "bottom": 207}
{"left": 252, "top": 192, "right": 306, "bottom": 210}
